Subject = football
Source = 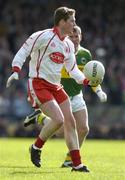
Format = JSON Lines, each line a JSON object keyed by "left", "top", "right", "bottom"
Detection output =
{"left": 83, "top": 60, "right": 105, "bottom": 86}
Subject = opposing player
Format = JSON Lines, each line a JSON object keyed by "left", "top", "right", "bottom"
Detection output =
{"left": 24, "top": 25, "right": 107, "bottom": 167}
{"left": 6, "top": 7, "right": 96, "bottom": 172}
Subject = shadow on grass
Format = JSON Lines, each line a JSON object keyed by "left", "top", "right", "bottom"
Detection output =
{"left": 10, "top": 171, "right": 61, "bottom": 175}
{"left": 0, "top": 165, "right": 31, "bottom": 168}
{"left": 0, "top": 165, "right": 69, "bottom": 174}
{"left": 10, "top": 168, "right": 68, "bottom": 175}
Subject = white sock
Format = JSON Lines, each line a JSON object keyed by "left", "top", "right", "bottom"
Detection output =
{"left": 33, "top": 144, "right": 40, "bottom": 150}
{"left": 73, "top": 164, "right": 83, "bottom": 169}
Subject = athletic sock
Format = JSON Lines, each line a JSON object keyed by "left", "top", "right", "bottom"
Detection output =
{"left": 70, "top": 149, "right": 82, "bottom": 167}
{"left": 37, "top": 113, "right": 46, "bottom": 124}
{"left": 73, "top": 163, "right": 83, "bottom": 169}
{"left": 34, "top": 136, "right": 45, "bottom": 149}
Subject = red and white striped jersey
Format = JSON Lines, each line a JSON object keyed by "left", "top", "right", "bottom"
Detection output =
{"left": 12, "top": 27, "right": 85, "bottom": 85}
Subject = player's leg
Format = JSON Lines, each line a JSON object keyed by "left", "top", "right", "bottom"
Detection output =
{"left": 62, "top": 109, "right": 88, "bottom": 167}
{"left": 70, "top": 107, "right": 89, "bottom": 170}
{"left": 54, "top": 125, "right": 64, "bottom": 138}
{"left": 48, "top": 87, "right": 88, "bottom": 172}
{"left": 74, "top": 107, "right": 89, "bottom": 147}
{"left": 38, "top": 99, "right": 64, "bottom": 140}
{"left": 28, "top": 79, "right": 66, "bottom": 167}
{"left": 59, "top": 98, "right": 89, "bottom": 172}
{"left": 59, "top": 98, "right": 79, "bottom": 150}
{"left": 30, "top": 99, "right": 64, "bottom": 167}
{"left": 61, "top": 94, "right": 89, "bottom": 171}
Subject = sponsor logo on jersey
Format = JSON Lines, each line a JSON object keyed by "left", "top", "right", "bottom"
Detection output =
{"left": 49, "top": 52, "right": 65, "bottom": 64}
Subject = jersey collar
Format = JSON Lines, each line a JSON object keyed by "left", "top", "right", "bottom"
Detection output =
{"left": 53, "top": 27, "right": 66, "bottom": 41}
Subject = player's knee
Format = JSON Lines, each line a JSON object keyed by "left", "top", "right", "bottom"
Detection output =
{"left": 57, "top": 120, "right": 63, "bottom": 128}
{"left": 54, "top": 116, "right": 64, "bottom": 128}
{"left": 55, "top": 126, "right": 64, "bottom": 138}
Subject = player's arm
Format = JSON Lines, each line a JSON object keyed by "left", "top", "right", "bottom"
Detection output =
{"left": 12, "top": 31, "right": 43, "bottom": 72}
{"left": 64, "top": 53, "right": 90, "bottom": 85}
{"left": 92, "top": 85, "right": 107, "bottom": 102}
{"left": 64, "top": 41, "right": 95, "bottom": 86}
{"left": 6, "top": 31, "right": 43, "bottom": 87}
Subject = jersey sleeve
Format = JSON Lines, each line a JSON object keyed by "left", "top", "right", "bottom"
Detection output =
{"left": 69, "top": 63, "right": 86, "bottom": 84}
{"left": 64, "top": 42, "right": 86, "bottom": 84}
{"left": 91, "top": 84, "right": 102, "bottom": 93}
{"left": 12, "top": 31, "right": 44, "bottom": 71}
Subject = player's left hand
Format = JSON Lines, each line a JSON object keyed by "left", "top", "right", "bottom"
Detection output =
{"left": 6, "top": 72, "right": 19, "bottom": 88}
{"left": 96, "top": 91, "right": 107, "bottom": 102}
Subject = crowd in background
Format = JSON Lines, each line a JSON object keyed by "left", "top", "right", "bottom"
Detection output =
{"left": 0, "top": 0, "right": 125, "bottom": 138}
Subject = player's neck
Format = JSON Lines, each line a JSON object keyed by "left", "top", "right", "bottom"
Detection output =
{"left": 53, "top": 26, "right": 67, "bottom": 40}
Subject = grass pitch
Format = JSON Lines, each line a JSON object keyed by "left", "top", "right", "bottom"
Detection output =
{"left": 0, "top": 138, "right": 125, "bottom": 180}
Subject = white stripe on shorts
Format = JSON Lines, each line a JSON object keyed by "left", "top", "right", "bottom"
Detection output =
{"left": 29, "top": 78, "right": 42, "bottom": 107}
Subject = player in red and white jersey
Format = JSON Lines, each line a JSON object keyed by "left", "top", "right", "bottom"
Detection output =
{"left": 11, "top": 28, "right": 85, "bottom": 85}
{"left": 6, "top": 7, "right": 92, "bottom": 172}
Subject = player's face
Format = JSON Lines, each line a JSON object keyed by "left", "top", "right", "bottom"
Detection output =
{"left": 63, "top": 15, "right": 76, "bottom": 34}
{"left": 69, "top": 30, "right": 81, "bottom": 52}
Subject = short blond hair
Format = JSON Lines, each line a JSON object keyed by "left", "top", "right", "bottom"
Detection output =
{"left": 54, "top": 7, "right": 75, "bottom": 26}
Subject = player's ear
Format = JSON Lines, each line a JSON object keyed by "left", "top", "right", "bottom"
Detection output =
{"left": 59, "top": 19, "right": 66, "bottom": 26}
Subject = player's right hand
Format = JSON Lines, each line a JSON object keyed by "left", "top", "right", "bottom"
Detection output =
{"left": 83, "top": 78, "right": 90, "bottom": 86}
{"left": 83, "top": 78, "right": 99, "bottom": 87}
{"left": 6, "top": 72, "right": 19, "bottom": 88}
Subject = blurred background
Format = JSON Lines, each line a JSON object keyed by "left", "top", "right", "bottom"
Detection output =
{"left": 0, "top": 0, "right": 125, "bottom": 139}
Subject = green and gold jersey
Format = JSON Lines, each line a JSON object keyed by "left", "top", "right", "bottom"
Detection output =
{"left": 61, "top": 46, "right": 92, "bottom": 97}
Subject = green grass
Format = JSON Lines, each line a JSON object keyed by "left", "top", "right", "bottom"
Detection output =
{"left": 0, "top": 138, "right": 125, "bottom": 180}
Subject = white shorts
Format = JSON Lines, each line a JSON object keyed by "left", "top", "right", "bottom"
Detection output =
{"left": 69, "top": 93, "right": 86, "bottom": 113}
